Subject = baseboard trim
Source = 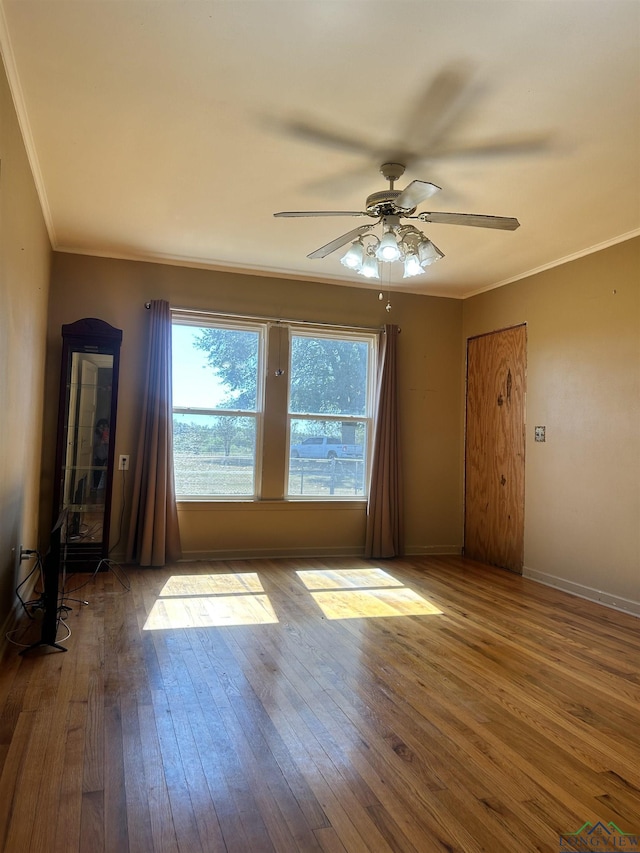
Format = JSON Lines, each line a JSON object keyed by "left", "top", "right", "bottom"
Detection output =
{"left": 178, "top": 546, "right": 365, "bottom": 562}
{"left": 404, "top": 546, "right": 462, "bottom": 556}
{"left": 523, "top": 567, "right": 640, "bottom": 618}
{"left": 177, "top": 545, "right": 463, "bottom": 562}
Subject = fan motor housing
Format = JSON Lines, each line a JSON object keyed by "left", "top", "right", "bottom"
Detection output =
{"left": 365, "top": 189, "right": 416, "bottom": 216}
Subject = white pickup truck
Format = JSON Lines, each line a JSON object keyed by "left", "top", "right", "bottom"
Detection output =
{"left": 289, "top": 436, "right": 363, "bottom": 459}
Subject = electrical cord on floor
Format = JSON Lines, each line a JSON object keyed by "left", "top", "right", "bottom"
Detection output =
{"left": 6, "top": 554, "right": 42, "bottom": 645}
{"left": 14, "top": 550, "right": 45, "bottom": 617}
{"left": 6, "top": 550, "right": 73, "bottom": 648}
{"left": 5, "top": 614, "right": 72, "bottom": 649}
{"left": 5, "top": 622, "right": 40, "bottom": 648}
{"left": 63, "top": 466, "right": 131, "bottom": 597}
{"left": 61, "top": 555, "right": 130, "bottom": 600}
{"left": 96, "top": 558, "right": 131, "bottom": 591}
{"left": 9, "top": 468, "right": 133, "bottom": 648}
{"left": 62, "top": 564, "right": 103, "bottom": 596}
{"left": 55, "top": 611, "right": 72, "bottom": 643}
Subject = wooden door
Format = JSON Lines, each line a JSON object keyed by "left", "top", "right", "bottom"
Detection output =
{"left": 464, "top": 325, "right": 526, "bottom": 573}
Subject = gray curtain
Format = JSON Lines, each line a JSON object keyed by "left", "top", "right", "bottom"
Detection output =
{"left": 365, "top": 324, "right": 403, "bottom": 558}
{"left": 126, "top": 300, "right": 182, "bottom": 566}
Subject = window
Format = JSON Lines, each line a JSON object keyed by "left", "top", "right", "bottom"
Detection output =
{"left": 171, "top": 317, "right": 376, "bottom": 501}
{"left": 287, "top": 330, "right": 376, "bottom": 498}
{"left": 172, "top": 319, "right": 265, "bottom": 498}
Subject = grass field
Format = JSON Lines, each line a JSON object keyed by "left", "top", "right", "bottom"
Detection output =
{"left": 174, "top": 455, "right": 365, "bottom": 497}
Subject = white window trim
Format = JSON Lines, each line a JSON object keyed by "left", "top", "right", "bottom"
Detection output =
{"left": 171, "top": 313, "right": 378, "bottom": 503}
{"left": 285, "top": 326, "right": 377, "bottom": 501}
{"left": 171, "top": 315, "right": 267, "bottom": 500}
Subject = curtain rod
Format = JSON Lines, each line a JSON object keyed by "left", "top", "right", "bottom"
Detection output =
{"left": 144, "top": 301, "right": 393, "bottom": 333}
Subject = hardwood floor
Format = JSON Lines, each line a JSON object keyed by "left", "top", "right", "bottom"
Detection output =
{"left": 0, "top": 555, "right": 639, "bottom": 852}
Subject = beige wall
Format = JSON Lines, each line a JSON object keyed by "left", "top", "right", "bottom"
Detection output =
{"left": 463, "top": 238, "right": 640, "bottom": 609}
{"left": 44, "top": 252, "right": 464, "bottom": 560}
{"left": 0, "top": 56, "right": 51, "bottom": 627}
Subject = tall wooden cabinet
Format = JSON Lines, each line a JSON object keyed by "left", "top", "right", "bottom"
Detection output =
{"left": 52, "top": 318, "right": 122, "bottom": 572}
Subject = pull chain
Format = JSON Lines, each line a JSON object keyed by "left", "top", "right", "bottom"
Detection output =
{"left": 378, "top": 262, "right": 392, "bottom": 312}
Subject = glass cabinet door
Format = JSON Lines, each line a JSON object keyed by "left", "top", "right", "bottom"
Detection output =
{"left": 54, "top": 319, "right": 122, "bottom": 571}
{"left": 61, "top": 351, "right": 114, "bottom": 548}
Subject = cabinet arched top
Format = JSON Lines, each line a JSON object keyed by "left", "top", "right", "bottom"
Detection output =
{"left": 62, "top": 318, "right": 123, "bottom": 344}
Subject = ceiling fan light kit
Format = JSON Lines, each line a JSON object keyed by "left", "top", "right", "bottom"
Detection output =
{"left": 359, "top": 253, "right": 381, "bottom": 279}
{"left": 403, "top": 252, "right": 423, "bottom": 278}
{"left": 340, "top": 239, "right": 365, "bottom": 270}
{"left": 340, "top": 223, "right": 445, "bottom": 280}
{"left": 376, "top": 229, "right": 403, "bottom": 262}
{"left": 418, "top": 238, "right": 444, "bottom": 267}
{"left": 274, "top": 162, "right": 519, "bottom": 281}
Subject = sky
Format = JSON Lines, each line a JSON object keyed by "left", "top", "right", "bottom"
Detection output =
{"left": 172, "top": 324, "right": 226, "bottom": 409}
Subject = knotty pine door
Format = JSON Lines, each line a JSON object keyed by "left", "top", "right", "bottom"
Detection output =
{"left": 464, "top": 324, "right": 526, "bottom": 573}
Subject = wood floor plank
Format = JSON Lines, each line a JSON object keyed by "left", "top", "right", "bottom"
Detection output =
{"left": 79, "top": 789, "right": 104, "bottom": 853}
{"left": 30, "top": 645, "right": 84, "bottom": 852}
{"left": 313, "top": 825, "right": 349, "bottom": 853}
{"left": 82, "top": 668, "right": 104, "bottom": 795}
{"left": 2, "top": 707, "right": 51, "bottom": 852}
{"left": 54, "top": 700, "right": 86, "bottom": 853}
{"left": 119, "top": 694, "right": 156, "bottom": 853}
{"left": 148, "top": 684, "right": 205, "bottom": 853}
{"left": 103, "top": 701, "right": 130, "bottom": 853}
{"left": 136, "top": 700, "right": 180, "bottom": 853}
{"left": 0, "top": 710, "right": 38, "bottom": 851}
{"left": 0, "top": 555, "right": 639, "bottom": 852}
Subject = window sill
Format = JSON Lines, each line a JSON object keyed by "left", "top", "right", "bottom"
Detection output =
{"left": 176, "top": 499, "right": 367, "bottom": 512}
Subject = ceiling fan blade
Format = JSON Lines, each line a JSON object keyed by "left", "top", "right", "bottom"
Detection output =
{"left": 394, "top": 180, "right": 441, "bottom": 210}
{"left": 307, "top": 224, "right": 375, "bottom": 259}
{"left": 418, "top": 211, "right": 520, "bottom": 230}
{"left": 276, "top": 117, "right": 379, "bottom": 156}
{"left": 400, "top": 63, "right": 475, "bottom": 154}
{"left": 428, "top": 133, "right": 550, "bottom": 161}
{"left": 274, "top": 210, "right": 367, "bottom": 218}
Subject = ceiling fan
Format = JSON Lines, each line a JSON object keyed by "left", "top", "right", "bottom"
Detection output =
{"left": 274, "top": 163, "right": 520, "bottom": 278}
{"left": 273, "top": 65, "right": 548, "bottom": 197}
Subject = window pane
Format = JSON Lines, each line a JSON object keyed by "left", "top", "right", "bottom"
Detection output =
{"left": 173, "top": 414, "right": 256, "bottom": 496}
{"left": 288, "top": 418, "right": 367, "bottom": 497}
{"left": 172, "top": 324, "right": 259, "bottom": 411}
{"left": 289, "top": 335, "right": 369, "bottom": 416}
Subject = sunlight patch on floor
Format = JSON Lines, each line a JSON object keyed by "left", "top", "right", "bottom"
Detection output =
{"left": 297, "top": 568, "right": 443, "bottom": 619}
{"left": 160, "top": 572, "right": 264, "bottom": 596}
{"left": 143, "top": 573, "right": 278, "bottom": 630}
{"left": 297, "top": 567, "right": 403, "bottom": 590}
{"left": 143, "top": 568, "right": 443, "bottom": 629}
{"left": 311, "top": 587, "right": 443, "bottom": 620}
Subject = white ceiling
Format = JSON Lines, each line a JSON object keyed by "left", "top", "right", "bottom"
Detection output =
{"left": 1, "top": 0, "right": 639, "bottom": 298}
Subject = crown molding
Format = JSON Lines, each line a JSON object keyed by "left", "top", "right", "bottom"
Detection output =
{"left": 466, "top": 228, "right": 640, "bottom": 298}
